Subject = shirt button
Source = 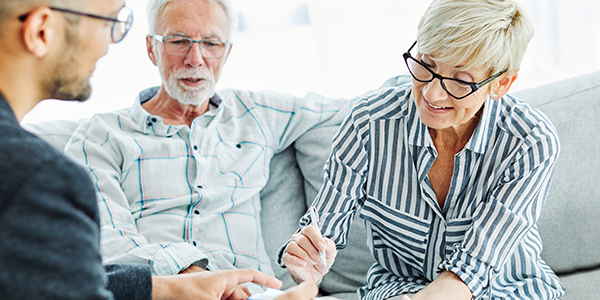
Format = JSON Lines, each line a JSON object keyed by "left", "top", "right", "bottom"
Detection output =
{"left": 193, "top": 145, "right": 198, "bottom": 150}
{"left": 236, "top": 144, "right": 242, "bottom": 149}
{"left": 194, "top": 210, "right": 200, "bottom": 215}
{"left": 192, "top": 241, "right": 197, "bottom": 246}
{"left": 147, "top": 122, "right": 153, "bottom": 127}
{"left": 197, "top": 185, "right": 203, "bottom": 189}
{"left": 151, "top": 117, "right": 157, "bottom": 122}
{"left": 459, "top": 164, "right": 465, "bottom": 171}
{"left": 436, "top": 256, "right": 442, "bottom": 264}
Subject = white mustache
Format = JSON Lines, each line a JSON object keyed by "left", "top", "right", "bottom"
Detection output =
{"left": 173, "top": 69, "right": 213, "bottom": 80}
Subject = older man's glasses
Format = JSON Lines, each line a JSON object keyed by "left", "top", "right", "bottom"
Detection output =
{"left": 403, "top": 41, "right": 505, "bottom": 100}
{"left": 152, "top": 35, "right": 230, "bottom": 59}
{"left": 19, "top": 6, "right": 133, "bottom": 43}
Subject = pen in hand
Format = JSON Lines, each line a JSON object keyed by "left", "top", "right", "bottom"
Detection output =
{"left": 308, "top": 206, "right": 327, "bottom": 268}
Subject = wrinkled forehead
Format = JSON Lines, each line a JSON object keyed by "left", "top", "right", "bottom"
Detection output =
{"left": 156, "top": 0, "right": 229, "bottom": 39}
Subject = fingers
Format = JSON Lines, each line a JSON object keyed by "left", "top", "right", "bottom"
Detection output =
{"left": 285, "top": 238, "right": 318, "bottom": 267}
{"left": 323, "top": 239, "right": 337, "bottom": 267}
{"left": 226, "top": 284, "right": 251, "bottom": 300}
{"left": 301, "top": 226, "right": 327, "bottom": 252}
{"left": 282, "top": 248, "right": 308, "bottom": 268}
{"left": 287, "top": 227, "right": 326, "bottom": 267}
{"left": 274, "top": 282, "right": 319, "bottom": 300}
{"left": 223, "top": 269, "right": 283, "bottom": 290}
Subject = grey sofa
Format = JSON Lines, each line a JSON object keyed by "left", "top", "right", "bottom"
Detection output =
{"left": 23, "top": 71, "right": 600, "bottom": 299}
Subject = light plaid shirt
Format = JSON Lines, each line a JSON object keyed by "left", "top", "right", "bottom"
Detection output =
{"left": 65, "top": 87, "right": 352, "bottom": 276}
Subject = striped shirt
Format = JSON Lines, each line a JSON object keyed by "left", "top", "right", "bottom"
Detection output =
{"left": 298, "top": 85, "right": 565, "bottom": 299}
{"left": 64, "top": 87, "right": 352, "bottom": 277}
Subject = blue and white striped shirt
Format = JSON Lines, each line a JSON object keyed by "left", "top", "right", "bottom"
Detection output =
{"left": 302, "top": 85, "right": 565, "bottom": 299}
{"left": 64, "top": 87, "right": 352, "bottom": 277}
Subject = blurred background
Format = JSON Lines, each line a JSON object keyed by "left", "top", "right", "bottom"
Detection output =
{"left": 23, "top": 0, "right": 600, "bottom": 123}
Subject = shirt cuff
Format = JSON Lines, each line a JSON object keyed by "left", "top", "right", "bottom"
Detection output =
{"left": 438, "top": 248, "right": 491, "bottom": 299}
{"left": 276, "top": 240, "right": 291, "bottom": 268}
{"left": 150, "top": 243, "right": 209, "bottom": 276}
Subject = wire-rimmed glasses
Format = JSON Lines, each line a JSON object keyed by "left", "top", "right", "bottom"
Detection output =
{"left": 19, "top": 6, "right": 134, "bottom": 43}
{"left": 403, "top": 41, "right": 506, "bottom": 100}
{"left": 151, "top": 34, "right": 230, "bottom": 59}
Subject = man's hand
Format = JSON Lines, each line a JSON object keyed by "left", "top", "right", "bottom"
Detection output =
{"left": 273, "top": 282, "right": 319, "bottom": 300}
{"left": 152, "top": 269, "right": 282, "bottom": 300}
{"left": 282, "top": 225, "right": 337, "bottom": 284}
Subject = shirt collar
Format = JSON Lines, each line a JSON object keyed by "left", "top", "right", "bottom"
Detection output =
{"left": 464, "top": 97, "right": 500, "bottom": 154}
{"left": 131, "top": 87, "right": 222, "bottom": 136}
{"left": 406, "top": 90, "right": 500, "bottom": 155}
{"left": 138, "top": 87, "right": 222, "bottom": 107}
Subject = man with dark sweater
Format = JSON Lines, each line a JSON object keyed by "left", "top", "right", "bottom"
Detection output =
{"left": 0, "top": 0, "right": 316, "bottom": 299}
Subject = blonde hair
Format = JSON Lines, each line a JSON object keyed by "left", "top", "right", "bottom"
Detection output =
{"left": 417, "top": 0, "right": 534, "bottom": 93}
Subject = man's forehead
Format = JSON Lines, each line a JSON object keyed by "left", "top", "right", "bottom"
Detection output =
{"left": 157, "top": 0, "right": 229, "bottom": 39}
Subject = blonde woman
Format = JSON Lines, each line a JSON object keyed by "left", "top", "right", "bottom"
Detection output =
{"left": 279, "top": 0, "right": 565, "bottom": 299}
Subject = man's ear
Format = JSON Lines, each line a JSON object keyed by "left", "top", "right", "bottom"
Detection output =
{"left": 21, "top": 7, "right": 56, "bottom": 58}
{"left": 491, "top": 73, "right": 518, "bottom": 100}
{"left": 146, "top": 35, "right": 158, "bottom": 66}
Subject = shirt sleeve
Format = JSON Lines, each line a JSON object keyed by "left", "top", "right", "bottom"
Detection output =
{"left": 65, "top": 119, "right": 208, "bottom": 276}
{"left": 105, "top": 264, "right": 152, "bottom": 300}
{"left": 277, "top": 96, "right": 371, "bottom": 265}
{"left": 438, "top": 125, "right": 560, "bottom": 299}
{"left": 232, "top": 90, "right": 355, "bottom": 153}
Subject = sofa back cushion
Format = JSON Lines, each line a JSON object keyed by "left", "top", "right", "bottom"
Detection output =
{"left": 513, "top": 71, "right": 600, "bottom": 274}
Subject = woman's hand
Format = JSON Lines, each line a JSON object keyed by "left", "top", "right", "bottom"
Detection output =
{"left": 282, "top": 225, "right": 337, "bottom": 284}
{"left": 410, "top": 271, "right": 472, "bottom": 300}
{"left": 273, "top": 282, "right": 319, "bottom": 300}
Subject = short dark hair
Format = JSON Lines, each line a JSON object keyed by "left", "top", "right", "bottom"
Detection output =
{"left": 0, "top": 0, "right": 84, "bottom": 26}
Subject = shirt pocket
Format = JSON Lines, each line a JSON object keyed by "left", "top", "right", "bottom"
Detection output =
{"left": 444, "top": 217, "right": 473, "bottom": 255}
{"left": 362, "top": 197, "right": 431, "bottom": 272}
{"left": 215, "top": 140, "right": 266, "bottom": 186}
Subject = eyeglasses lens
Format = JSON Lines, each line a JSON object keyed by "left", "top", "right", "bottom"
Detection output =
{"left": 163, "top": 38, "right": 227, "bottom": 58}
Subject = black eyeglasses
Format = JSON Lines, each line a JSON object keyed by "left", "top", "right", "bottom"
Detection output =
{"left": 19, "top": 6, "right": 133, "bottom": 43}
{"left": 151, "top": 34, "right": 230, "bottom": 59}
{"left": 403, "top": 41, "right": 506, "bottom": 100}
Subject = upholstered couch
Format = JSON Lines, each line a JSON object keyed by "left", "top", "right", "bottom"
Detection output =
{"left": 23, "top": 71, "right": 600, "bottom": 299}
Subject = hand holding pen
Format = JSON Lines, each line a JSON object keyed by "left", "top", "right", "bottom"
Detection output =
{"left": 282, "top": 206, "right": 338, "bottom": 285}
{"left": 309, "top": 207, "right": 327, "bottom": 268}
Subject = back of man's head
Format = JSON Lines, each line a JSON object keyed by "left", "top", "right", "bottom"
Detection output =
{"left": 0, "top": 0, "right": 83, "bottom": 35}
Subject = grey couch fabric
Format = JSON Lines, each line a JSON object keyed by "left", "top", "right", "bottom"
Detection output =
{"left": 23, "top": 72, "right": 600, "bottom": 299}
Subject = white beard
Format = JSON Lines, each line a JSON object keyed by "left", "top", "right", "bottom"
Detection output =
{"left": 160, "top": 66, "right": 216, "bottom": 106}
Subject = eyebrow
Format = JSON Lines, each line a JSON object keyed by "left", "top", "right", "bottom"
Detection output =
{"left": 170, "top": 32, "right": 222, "bottom": 40}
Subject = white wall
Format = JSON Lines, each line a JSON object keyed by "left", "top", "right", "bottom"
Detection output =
{"left": 22, "top": 0, "right": 600, "bottom": 123}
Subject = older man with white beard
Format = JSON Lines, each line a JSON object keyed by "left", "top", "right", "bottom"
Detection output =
{"left": 63, "top": 0, "right": 352, "bottom": 287}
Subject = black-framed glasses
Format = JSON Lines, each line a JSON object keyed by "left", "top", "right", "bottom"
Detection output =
{"left": 403, "top": 41, "right": 506, "bottom": 100}
{"left": 152, "top": 34, "right": 230, "bottom": 59}
{"left": 19, "top": 6, "right": 133, "bottom": 43}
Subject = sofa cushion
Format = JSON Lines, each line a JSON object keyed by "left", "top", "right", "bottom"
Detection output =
{"left": 259, "top": 145, "right": 307, "bottom": 289}
{"left": 21, "top": 119, "right": 84, "bottom": 151}
{"left": 557, "top": 268, "right": 600, "bottom": 300}
{"left": 512, "top": 71, "right": 600, "bottom": 274}
{"left": 295, "top": 125, "right": 375, "bottom": 298}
